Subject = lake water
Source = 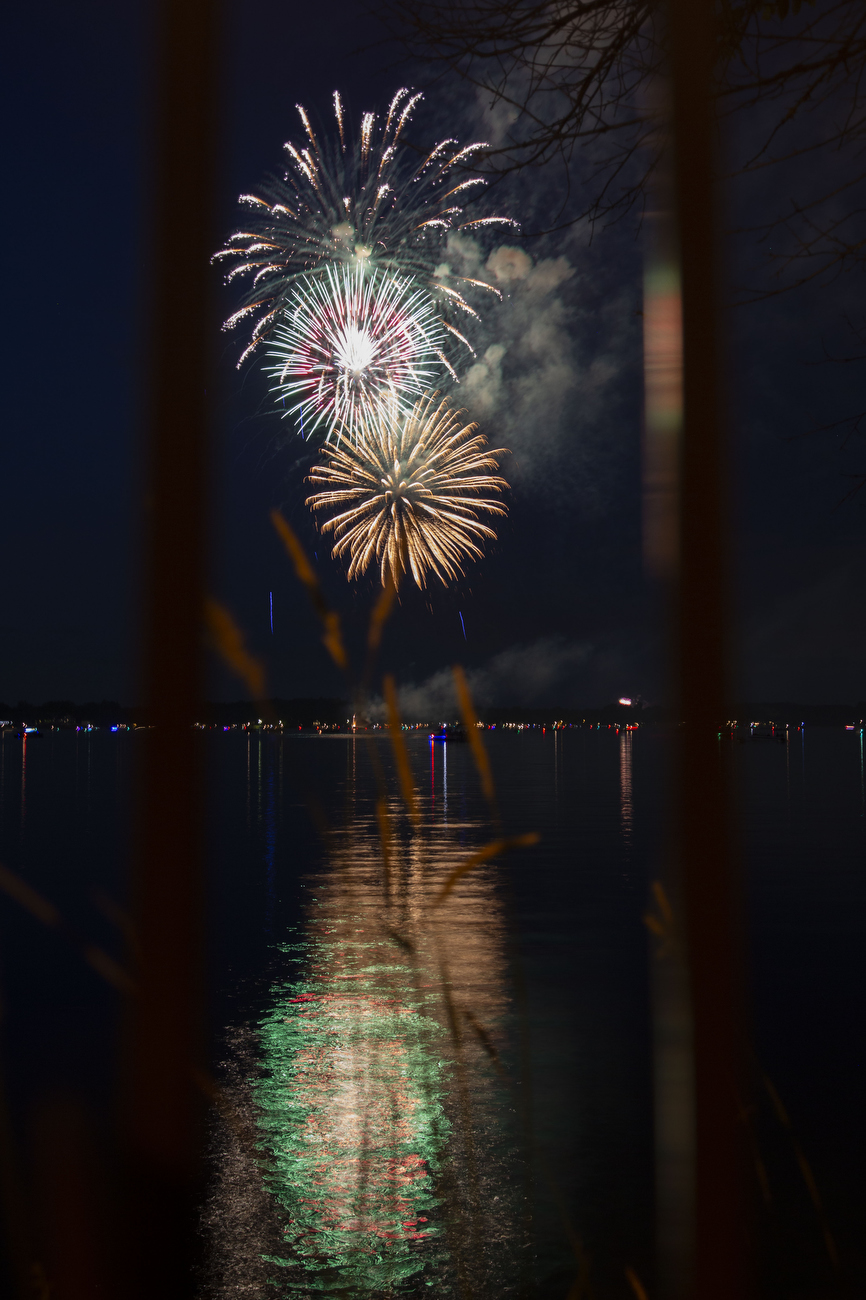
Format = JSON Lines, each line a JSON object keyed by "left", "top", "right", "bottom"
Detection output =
{"left": 0, "top": 726, "right": 864, "bottom": 1297}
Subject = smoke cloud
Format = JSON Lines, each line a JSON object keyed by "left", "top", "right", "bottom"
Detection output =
{"left": 431, "top": 222, "right": 639, "bottom": 516}
{"left": 369, "top": 636, "right": 593, "bottom": 721}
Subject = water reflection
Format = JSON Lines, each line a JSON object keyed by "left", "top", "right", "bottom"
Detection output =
{"left": 220, "top": 740, "right": 517, "bottom": 1296}
{"left": 263, "top": 746, "right": 277, "bottom": 935}
{"left": 258, "top": 898, "right": 448, "bottom": 1290}
{"left": 21, "top": 731, "right": 27, "bottom": 834}
{"left": 619, "top": 730, "right": 633, "bottom": 844}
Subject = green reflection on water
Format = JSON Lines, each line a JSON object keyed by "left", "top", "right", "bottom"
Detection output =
{"left": 256, "top": 930, "right": 450, "bottom": 1292}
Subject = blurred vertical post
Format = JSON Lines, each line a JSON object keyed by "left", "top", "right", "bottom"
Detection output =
{"left": 643, "top": 162, "right": 681, "bottom": 584}
{"left": 125, "top": 0, "right": 217, "bottom": 1294}
{"left": 645, "top": 1, "right": 746, "bottom": 1297}
{"left": 644, "top": 157, "right": 696, "bottom": 1298}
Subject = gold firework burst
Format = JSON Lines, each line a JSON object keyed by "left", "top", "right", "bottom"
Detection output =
{"left": 306, "top": 394, "right": 508, "bottom": 588}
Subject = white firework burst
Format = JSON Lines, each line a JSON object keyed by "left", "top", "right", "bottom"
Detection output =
{"left": 265, "top": 264, "right": 447, "bottom": 444}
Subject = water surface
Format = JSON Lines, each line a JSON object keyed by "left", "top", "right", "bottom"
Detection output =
{"left": 1, "top": 726, "right": 864, "bottom": 1297}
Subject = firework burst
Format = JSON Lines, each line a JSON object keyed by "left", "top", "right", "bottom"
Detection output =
{"left": 214, "top": 88, "right": 517, "bottom": 365}
{"left": 265, "top": 263, "right": 447, "bottom": 444}
{"left": 306, "top": 393, "right": 508, "bottom": 589}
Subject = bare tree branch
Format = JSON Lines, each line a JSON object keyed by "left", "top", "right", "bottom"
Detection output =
{"left": 379, "top": 0, "right": 866, "bottom": 275}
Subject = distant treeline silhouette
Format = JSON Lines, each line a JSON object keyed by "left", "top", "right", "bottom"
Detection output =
{"left": 0, "top": 698, "right": 348, "bottom": 727}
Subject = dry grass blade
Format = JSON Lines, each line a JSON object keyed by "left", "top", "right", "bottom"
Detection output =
{"left": 375, "top": 797, "right": 393, "bottom": 896}
{"left": 762, "top": 1073, "right": 790, "bottom": 1128}
{"left": 0, "top": 864, "right": 60, "bottom": 928}
{"left": 564, "top": 1241, "right": 592, "bottom": 1300}
{"left": 651, "top": 880, "right": 673, "bottom": 924}
{"left": 761, "top": 1072, "right": 840, "bottom": 1266}
{"left": 205, "top": 599, "right": 266, "bottom": 699}
{"left": 271, "top": 508, "right": 317, "bottom": 587}
{"left": 438, "top": 963, "right": 462, "bottom": 1048}
{"left": 363, "top": 560, "right": 401, "bottom": 688}
{"left": 625, "top": 1265, "right": 649, "bottom": 1300}
{"left": 271, "top": 508, "right": 348, "bottom": 669}
{"left": 321, "top": 612, "right": 346, "bottom": 671}
{"left": 644, "top": 914, "right": 665, "bottom": 940}
{"left": 462, "top": 1008, "right": 504, "bottom": 1075}
{"left": 452, "top": 665, "right": 495, "bottom": 804}
{"left": 432, "top": 833, "right": 540, "bottom": 907}
{"left": 643, "top": 880, "right": 677, "bottom": 955}
{"left": 0, "top": 863, "right": 135, "bottom": 994}
{"left": 83, "top": 947, "right": 136, "bottom": 995}
{"left": 383, "top": 675, "right": 419, "bottom": 825}
{"left": 755, "top": 1153, "right": 771, "bottom": 1205}
{"left": 92, "top": 890, "right": 138, "bottom": 960}
{"left": 367, "top": 574, "right": 397, "bottom": 653}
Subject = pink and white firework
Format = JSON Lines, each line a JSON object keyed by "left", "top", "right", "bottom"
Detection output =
{"left": 265, "top": 263, "right": 446, "bottom": 444}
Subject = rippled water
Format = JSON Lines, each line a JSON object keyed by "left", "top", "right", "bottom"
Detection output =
{"left": 204, "top": 734, "right": 547, "bottom": 1297}
{"left": 201, "top": 728, "right": 659, "bottom": 1298}
{"left": 1, "top": 726, "right": 864, "bottom": 1297}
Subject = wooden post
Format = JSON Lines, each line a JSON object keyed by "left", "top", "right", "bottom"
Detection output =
{"left": 667, "top": 1, "right": 745, "bottom": 1296}
{"left": 124, "top": 1, "right": 217, "bottom": 1293}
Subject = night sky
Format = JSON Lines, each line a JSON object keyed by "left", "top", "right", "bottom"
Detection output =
{"left": 4, "top": 0, "right": 865, "bottom": 710}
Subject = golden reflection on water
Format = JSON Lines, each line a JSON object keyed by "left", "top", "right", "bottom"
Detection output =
{"left": 620, "top": 730, "right": 633, "bottom": 844}
{"left": 211, "top": 737, "right": 517, "bottom": 1297}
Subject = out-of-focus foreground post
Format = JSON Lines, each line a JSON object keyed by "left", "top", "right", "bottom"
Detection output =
{"left": 123, "top": 1, "right": 217, "bottom": 1295}
{"left": 666, "top": 0, "right": 746, "bottom": 1297}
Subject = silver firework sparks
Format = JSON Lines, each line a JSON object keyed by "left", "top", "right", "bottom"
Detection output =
{"left": 214, "top": 88, "right": 516, "bottom": 365}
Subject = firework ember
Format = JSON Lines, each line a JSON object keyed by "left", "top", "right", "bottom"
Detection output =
{"left": 306, "top": 393, "right": 508, "bottom": 588}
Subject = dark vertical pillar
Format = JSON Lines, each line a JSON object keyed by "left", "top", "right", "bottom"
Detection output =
{"left": 667, "top": 2, "right": 745, "bottom": 1298}
{"left": 124, "top": 1, "right": 216, "bottom": 1294}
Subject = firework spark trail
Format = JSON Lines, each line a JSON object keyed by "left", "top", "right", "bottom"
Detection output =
{"left": 265, "top": 264, "right": 447, "bottom": 444}
{"left": 306, "top": 393, "right": 508, "bottom": 589}
{"left": 214, "top": 88, "right": 516, "bottom": 366}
